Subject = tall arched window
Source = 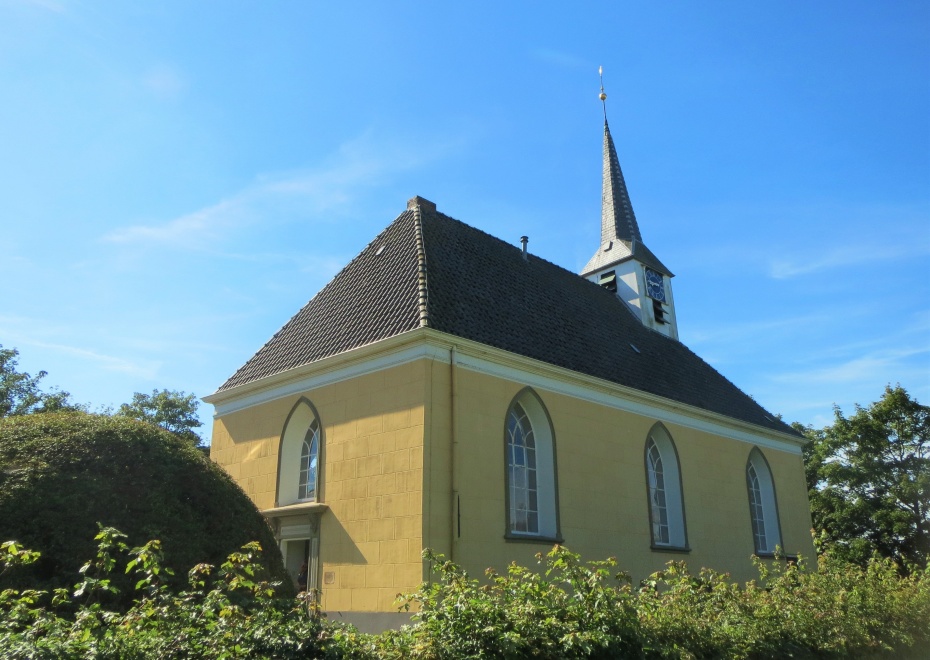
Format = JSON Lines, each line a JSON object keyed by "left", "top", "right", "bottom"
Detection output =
{"left": 277, "top": 398, "right": 324, "bottom": 507}
{"left": 298, "top": 418, "right": 320, "bottom": 501}
{"left": 746, "top": 448, "right": 781, "bottom": 555}
{"left": 644, "top": 424, "right": 687, "bottom": 549}
{"left": 507, "top": 402, "right": 538, "bottom": 534}
{"left": 505, "top": 389, "right": 559, "bottom": 540}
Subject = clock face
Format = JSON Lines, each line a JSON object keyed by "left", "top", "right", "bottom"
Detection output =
{"left": 645, "top": 268, "right": 666, "bottom": 302}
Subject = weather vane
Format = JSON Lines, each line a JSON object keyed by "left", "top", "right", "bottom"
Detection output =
{"left": 599, "top": 65, "right": 607, "bottom": 120}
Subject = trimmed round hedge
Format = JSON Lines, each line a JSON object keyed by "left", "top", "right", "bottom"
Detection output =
{"left": 0, "top": 412, "right": 290, "bottom": 604}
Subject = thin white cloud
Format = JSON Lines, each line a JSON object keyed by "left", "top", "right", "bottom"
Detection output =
{"left": 685, "top": 311, "right": 835, "bottom": 346}
{"left": 20, "top": 340, "right": 161, "bottom": 380}
{"left": 769, "top": 242, "right": 929, "bottom": 279}
{"left": 754, "top": 345, "right": 930, "bottom": 425}
{"left": 143, "top": 64, "right": 186, "bottom": 100}
{"left": 103, "top": 196, "right": 243, "bottom": 245}
{"left": 770, "top": 346, "right": 929, "bottom": 387}
{"left": 101, "top": 130, "right": 461, "bottom": 248}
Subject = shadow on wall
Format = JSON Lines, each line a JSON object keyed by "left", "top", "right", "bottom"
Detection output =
{"left": 321, "top": 514, "right": 368, "bottom": 565}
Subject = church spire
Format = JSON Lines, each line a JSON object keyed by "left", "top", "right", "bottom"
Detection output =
{"left": 582, "top": 67, "right": 678, "bottom": 340}
{"left": 598, "top": 67, "right": 641, "bottom": 246}
{"left": 601, "top": 119, "right": 642, "bottom": 245}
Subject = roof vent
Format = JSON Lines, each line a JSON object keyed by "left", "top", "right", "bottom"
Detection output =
{"left": 520, "top": 236, "right": 528, "bottom": 260}
{"left": 407, "top": 196, "right": 437, "bottom": 212}
{"left": 375, "top": 245, "right": 385, "bottom": 256}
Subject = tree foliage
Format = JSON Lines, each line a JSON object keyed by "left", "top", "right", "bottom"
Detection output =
{"left": 0, "top": 411, "right": 288, "bottom": 609}
{"left": 116, "top": 388, "right": 203, "bottom": 445}
{"left": 0, "top": 345, "right": 77, "bottom": 417}
{"left": 801, "top": 385, "right": 929, "bottom": 569}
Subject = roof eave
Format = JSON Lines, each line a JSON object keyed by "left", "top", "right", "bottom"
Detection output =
{"left": 205, "top": 326, "right": 804, "bottom": 450}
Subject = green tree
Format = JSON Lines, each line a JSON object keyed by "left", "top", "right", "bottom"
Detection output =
{"left": 801, "top": 385, "right": 929, "bottom": 569}
{"left": 117, "top": 388, "right": 203, "bottom": 446}
{"left": 0, "top": 345, "right": 76, "bottom": 417}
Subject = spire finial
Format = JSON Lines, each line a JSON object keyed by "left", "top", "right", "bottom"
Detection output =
{"left": 598, "top": 65, "right": 607, "bottom": 120}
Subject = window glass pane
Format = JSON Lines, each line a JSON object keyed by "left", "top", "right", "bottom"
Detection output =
{"left": 647, "top": 439, "right": 670, "bottom": 545}
{"left": 508, "top": 403, "right": 540, "bottom": 535}
{"left": 747, "top": 463, "right": 768, "bottom": 551}
{"left": 298, "top": 420, "right": 320, "bottom": 501}
{"left": 524, "top": 428, "right": 535, "bottom": 449}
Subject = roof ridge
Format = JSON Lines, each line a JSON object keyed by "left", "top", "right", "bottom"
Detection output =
{"left": 410, "top": 198, "right": 430, "bottom": 328}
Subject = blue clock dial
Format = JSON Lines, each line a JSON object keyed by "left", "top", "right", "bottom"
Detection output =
{"left": 645, "top": 268, "right": 666, "bottom": 302}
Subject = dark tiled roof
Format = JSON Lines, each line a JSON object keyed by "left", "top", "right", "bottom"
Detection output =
{"left": 217, "top": 199, "right": 797, "bottom": 437}
{"left": 218, "top": 210, "right": 423, "bottom": 390}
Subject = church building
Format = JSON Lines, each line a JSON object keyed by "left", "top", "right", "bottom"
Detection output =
{"left": 206, "top": 104, "right": 814, "bottom": 630}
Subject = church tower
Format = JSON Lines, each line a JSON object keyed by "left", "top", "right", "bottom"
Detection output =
{"left": 581, "top": 72, "right": 678, "bottom": 340}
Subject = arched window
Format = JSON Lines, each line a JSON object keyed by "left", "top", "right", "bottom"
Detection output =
{"left": 746, "top": 448, "right": 781, "bottom": 555}
{"left": 298, "top": 418, "right": 320, "bottom": 501}
{"left": 644, "top": 424, "right": 687, "bottom": 549}
{"left": 277, "top": 398, "right": 324, "bottom": 507}
{"left": 505, "top": 389, "right": 559, "bottom": 540}
{"left": 507, "top": 402, "right": 537, "bottom": 534}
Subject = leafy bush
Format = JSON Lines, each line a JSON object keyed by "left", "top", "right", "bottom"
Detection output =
{"left": 373, "top": 549, "right": 642, "bottom": 659}
{"left": 374, "top": 547, "right": 930, "bottom": 659}
{"left": 0, "top": 529, "right": 343, "bottom": 659}
{"left": 1, "top": 531, "right": 928, "bottom": 658}
{"left": 0, "top": 412, "right": 289, "bottom": 607}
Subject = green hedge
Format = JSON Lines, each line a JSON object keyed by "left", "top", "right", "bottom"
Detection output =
{"left": 2, "top": 532, "right": 928, "bottom": 659}
{"left": 0, "top": 412, "right": 289, "bottom": 607}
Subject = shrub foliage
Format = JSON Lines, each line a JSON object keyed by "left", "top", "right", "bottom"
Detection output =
{"left": 0, "top": 412, "right": 289, "bottom": 606}
{"left": 1, "top": 533, "right": 928, "bottom": 659}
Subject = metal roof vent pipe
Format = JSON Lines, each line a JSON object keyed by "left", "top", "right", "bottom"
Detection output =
{"left": 520, "top": 235, "right": 528, "bottom": 260}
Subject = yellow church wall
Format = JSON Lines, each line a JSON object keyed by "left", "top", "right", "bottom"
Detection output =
{"left": 212, "top": 349, "right": 814, "bottom": 615}
{"left": 210, "top": 360, "right": 429, "bottom": 614}
{"left": 210, "top": 397, "right": 295, "bottom": 511}
{"left": 427, "top": 366, "right": 815, "bottom": 586}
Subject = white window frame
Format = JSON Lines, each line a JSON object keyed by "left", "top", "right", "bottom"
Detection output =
{"left": 746, "top": 448, "right": 782, "bottom": 555}
{"left": 644, "top": 424, "right": 688, "bottom": 550}
{"left": 276, "top": 398, "right": 324, "bottom": 507}
{"left": 505, "top": 388, "right": 560, "bottom": 541}
{"left": 297, "top": 419, "right": 320, "bottom": 502}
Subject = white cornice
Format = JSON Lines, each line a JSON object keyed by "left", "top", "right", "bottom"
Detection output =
{"left": 422, "top": 330, "right": 803, "bottom": 454}
{"left": 203, "top": 329, "right": 447, "bottom": 415}
{"left": 205, "top": 328, "right": 804, "bottom": 454}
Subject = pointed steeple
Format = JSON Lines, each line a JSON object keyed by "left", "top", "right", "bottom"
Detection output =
{"left": 601, "top": 120, "right": 642, "bottom": 246}
{"left": 582, "top": 68, "right": 678, "bottom": 340}
{"left": 582, "top": 77, "right": 670, "bottom": 279}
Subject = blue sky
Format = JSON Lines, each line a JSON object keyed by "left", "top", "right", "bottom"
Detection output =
{"left": 1, "top": 1, "right": 927, "bottom": 440}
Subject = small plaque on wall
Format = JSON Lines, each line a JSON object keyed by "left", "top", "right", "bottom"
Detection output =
{"left": 323, "top": 571, "right": 336, "bottom": 585}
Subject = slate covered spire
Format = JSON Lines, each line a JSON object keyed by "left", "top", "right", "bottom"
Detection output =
{"left": 581, "top": 118, "right": 671, "bottom": 278}
{"left": 601, "top": 119, "right": 642, "bottom": 246}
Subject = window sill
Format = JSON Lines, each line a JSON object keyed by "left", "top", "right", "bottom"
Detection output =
{"left": 262, "top": 502, "right": 329, "bottom": 519}
{"left": 650, "top": 544, "right": 691, "bottom": 554}
{"left": 504, "top": 533, "right": 564, "bottom": 544}
{"left": 752, "top": 551, "right": 798, "bottom": 562}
